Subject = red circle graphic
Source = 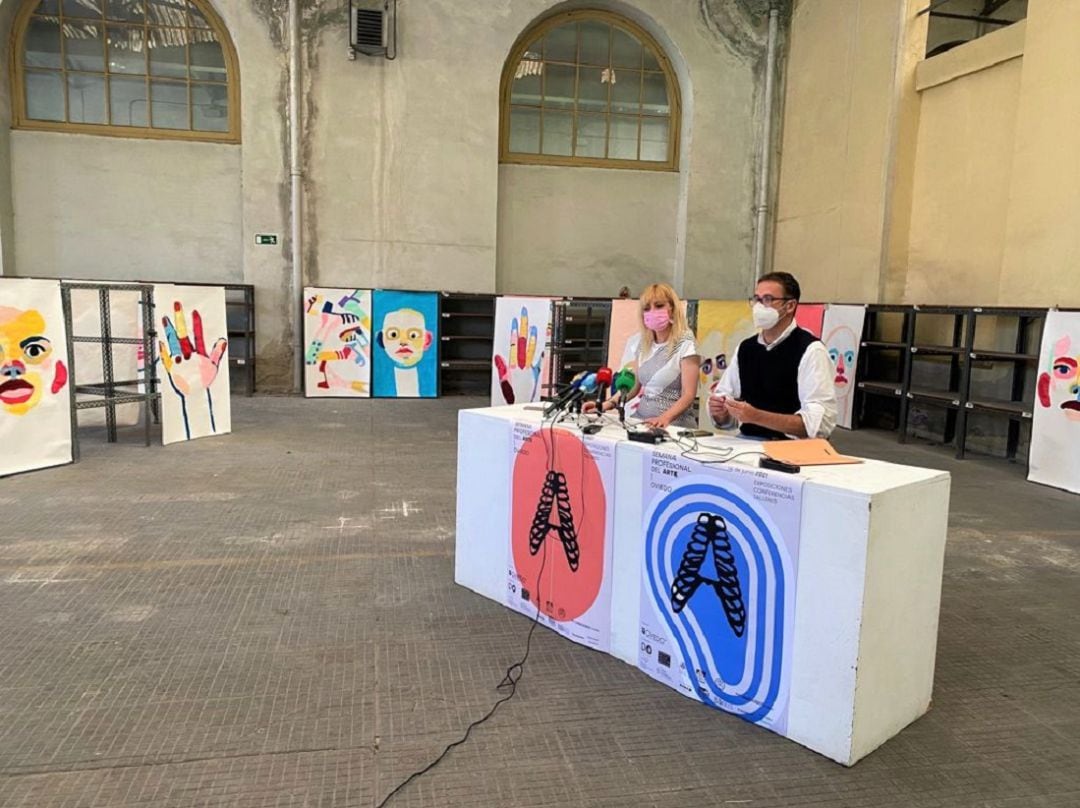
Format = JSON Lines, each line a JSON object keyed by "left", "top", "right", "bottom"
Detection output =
{"left": 511, "top": 429, "right": 606, "bottom": 622}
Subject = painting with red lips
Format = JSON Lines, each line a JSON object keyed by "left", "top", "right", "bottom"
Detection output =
{"left": 821, "top": 305, "right": 867, "bottom": 429}
{"left": 1029, "top": 311, "right": 1080, "bottom": 494}
{"left": 372, "top": 290, "right": 438, "bottom": 398}
{"left": 0, "top": 278, "right": 73, "bottom": 477}
{"left": 505, "top": 422, "right": 616, "bottom": 652}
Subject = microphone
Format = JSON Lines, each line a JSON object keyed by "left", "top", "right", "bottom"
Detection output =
{"left": 613, "top": 367, "right": 636, "bottom": 422}
{"left": 568, "top": 373, "right": 599, "bottom": 414}
{"left": 614, "top": 367, "right": 636, "bottom": 401}
{"left": 544, "top": 371, "right": 594, "bottom": 416}
{"left": 594, "top": 367, "right": 613, "bottom": 410}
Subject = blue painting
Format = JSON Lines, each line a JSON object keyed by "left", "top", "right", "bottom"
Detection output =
{"left": 638, "top": 462, "right": 802, "bottom": 733}
{"left": 372, "top": 290, "right": 439, "bottom": 398}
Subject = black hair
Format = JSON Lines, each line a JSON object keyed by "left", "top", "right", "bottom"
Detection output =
{"left": 757, "top": 272, "right": 801, "bottom": 302}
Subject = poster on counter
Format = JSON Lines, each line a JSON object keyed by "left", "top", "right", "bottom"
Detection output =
{"left": 506, "top": 421, "right": 616, "bottom": 653}
{"left": 638, "top": 450, "right": 803, "bottom": 733}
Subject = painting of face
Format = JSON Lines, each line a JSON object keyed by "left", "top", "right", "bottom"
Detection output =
{"left": 380, "top": 308, "right": 431, "bottom": 369}
{"left": 1037, "top": 334, "right": 1080, "bottom": 422}
{"left": 372, "top": 291, "right": 439, "bottom": 398}
{"left": 0, "top": 306, "right": 68, "bottom": 416}
{"left": 826, "top": 326, "right": 858, "bottom": 393}
{"left": 1029, "top": 312, "right": 1080, "bottom": 494}
{"left": 820, "top": 305, "right": 867, "bottom": 430}
{"left": 0, "top": 278, "right": 73, "bottom": 478}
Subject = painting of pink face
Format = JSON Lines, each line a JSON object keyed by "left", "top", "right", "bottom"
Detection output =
{"left": 826, "top": 326, "right": 858, "bottom": 393}
{"left": 1037, "top": 334, "right": 1080, "bottom": 422}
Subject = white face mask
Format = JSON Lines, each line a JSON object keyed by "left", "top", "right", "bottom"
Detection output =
{"left": 752, "top": 302, "right": 781, "bottom": 330}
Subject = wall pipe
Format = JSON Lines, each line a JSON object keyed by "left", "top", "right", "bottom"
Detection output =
{"left": 752, "top": 1, "right": 781, "bottom": 281}
{"left": 289, "top": 0, "right": 303, "bottom": 391}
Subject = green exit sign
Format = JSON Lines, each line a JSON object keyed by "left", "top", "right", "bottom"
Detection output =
{"left": 255, "top": 233, "right": 278, "bottom": 245}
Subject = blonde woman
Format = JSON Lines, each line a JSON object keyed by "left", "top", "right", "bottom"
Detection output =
{"left": 591, "top": 283, "right": 701, "bottom": 429}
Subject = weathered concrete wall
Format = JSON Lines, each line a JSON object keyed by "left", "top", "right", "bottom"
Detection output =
{"left": 997, "top": 0, "right": 1080, "bottom": 307}
{"left": 497, "top": 164, "right": 679, "bottom": 297}
{"left": 0, "top": 1, "right": 16, "bottom": 276}
{"left": 772, "top": 0, "right": 913, "bottom": 304}
{"left": 11, "top": 132, "right": 243, "bottom": 283}
{"left": 903, "top": 25, "right": 1024, "bottom": 305}
{"left": 2, "top": 0, "right": 773, "bottom": 388}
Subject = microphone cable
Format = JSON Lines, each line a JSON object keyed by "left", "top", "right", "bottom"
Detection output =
{"left": 374, "top": 407, "right": 562, "bottom": 808}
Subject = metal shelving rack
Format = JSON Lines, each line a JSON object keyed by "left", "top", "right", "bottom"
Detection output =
{"left": 855, "top": 303, "right": 1049, "bottom": 462}
{"left": 438, "top": 292, "right": 495, "bottom": 396}
{"left": 547, "top": 298, "right": 611, "bottom": 396}
{"left": 856, "top": 304, "right": 914, "bottom": 431}
{"left": 226, "top": 284, "right": 256, "bottom": 396}
{"left": 956, "top": 306, "right": 1045, "bottom": 460}
{"left": 59, "top": 281, "right": 159, "bottom": 460}
{"left": 901, "top": 305, "right": 970, "bottom": 446}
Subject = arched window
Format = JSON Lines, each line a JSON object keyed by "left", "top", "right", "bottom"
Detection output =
{"left": 500, "top": 9, "right": 680, "bottom": 170}
{"left": 11, "top": 0, "right": 240, "bottom": 143}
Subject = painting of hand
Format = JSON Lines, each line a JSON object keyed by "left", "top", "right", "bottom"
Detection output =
{"left": 494, "top": 307, "right": 544, "bottom": 405}
{"left": 159, "top": 301, "right": 228, "bottom": 440}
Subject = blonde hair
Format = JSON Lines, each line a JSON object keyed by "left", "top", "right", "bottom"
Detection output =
{"left": 638, "top": 282, "right": 691, "bottom": 356}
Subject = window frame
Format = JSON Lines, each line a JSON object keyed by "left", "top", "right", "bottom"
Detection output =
{"left": 499, "top": 8, "right": 681, "bottom": 172}
{"left": 9, "top": 0, "right": 241, "bottom": 144}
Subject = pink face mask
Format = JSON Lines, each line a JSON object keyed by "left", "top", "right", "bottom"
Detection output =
{"left": 643, "top": 308, "right": 671, "bottom": 331}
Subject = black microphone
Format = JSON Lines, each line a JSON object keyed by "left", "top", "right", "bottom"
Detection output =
{"left": 544, "top": 372, "right": 595, "bottom": 417}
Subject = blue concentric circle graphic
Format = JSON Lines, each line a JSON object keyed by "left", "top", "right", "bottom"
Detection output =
{"left": 644, "top": 477, "right": 795, "bottom": 725}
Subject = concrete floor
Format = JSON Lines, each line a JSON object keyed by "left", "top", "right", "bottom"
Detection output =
{"left": 1, "top": 396, "right": 1079, "bottom": 808}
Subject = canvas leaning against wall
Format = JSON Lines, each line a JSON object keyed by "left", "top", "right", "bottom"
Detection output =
{"left": 0, "top": 278, "right": 73, "bottom": 477}
{"left": 694, "top": 301, "right": 757, "bottom": 430}
{"left": 154, "top": 284, "right": 232, "bottom": 446}
{"left": 795, "top": 303, "right": 826, "bottom": 338}
{"left": 372, "top": 290, "right": 439, "bottom": 398}
{"left": 820, "top": 305, "right": 867, "bottom": 430}
{"left": 1029, "top": 310, "right": 1080, "bottom": 494}
{"left": 303, "top": 288, "right": 372, "bottom": 398}
{"left": 491, "top": 297, "right": 553, "bottom": 407}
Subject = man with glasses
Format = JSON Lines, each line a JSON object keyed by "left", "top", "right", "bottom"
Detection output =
{"left": 708, "top": 272, "right": 837, "bottom": 439}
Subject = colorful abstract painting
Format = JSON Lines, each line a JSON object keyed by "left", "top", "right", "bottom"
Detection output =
{"left": 638, "top": 450, "right": 803, "bottom": 733}
{"left": 1029, "top": 310, "right": 1080, "bottom": 494}
{"left": 820, "top": 305, "right": 867, "bottom": 429}
{"left": 795, "top": 303, "right": 826, "bottom": 338}
{"left": 0, "top": 278, "right": 73, "bottom": 476}
{"left": 491, "top": 297, "right": 553, "bottom": 406}
{"left": 303, "top": 288, "right": 372, "bottom": 398}
{"left": 506, "top": 421, "right": 616, "bottom": 652}
{"left": 154, "top": 284, "right": 231, "bottom": 445}
{"left": 372, "top": 290, "right": 439, "bottom": 398}
{"left": 694, "top": 300, "right": 758, "bottom": 429}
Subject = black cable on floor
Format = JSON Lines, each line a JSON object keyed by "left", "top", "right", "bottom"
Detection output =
{"left": 374, "top": 409, "right": 562, "bottom": 808}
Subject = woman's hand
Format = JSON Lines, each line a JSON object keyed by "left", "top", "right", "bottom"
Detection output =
{"left": 644, "top": 413, "right": 673, "bottom": 429}
{"left": 582, "top": 400, "right": 598, "bottom": 414}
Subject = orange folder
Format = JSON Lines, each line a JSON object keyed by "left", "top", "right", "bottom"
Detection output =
{"left": 763, "top": 439, "right": 862, "bottom": 466}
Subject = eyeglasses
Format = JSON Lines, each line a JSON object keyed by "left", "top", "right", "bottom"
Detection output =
{"left": 748, "top": 295, "right": 794, "bottom": 306}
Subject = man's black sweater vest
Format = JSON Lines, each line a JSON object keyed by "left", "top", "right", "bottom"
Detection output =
{"left": 736, "top": 327, "right": 818, "bottom": 440}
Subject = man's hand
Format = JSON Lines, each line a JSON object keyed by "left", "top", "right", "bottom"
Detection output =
{"left": 708, "top": 394, "right": 731, "bottom": 424}
{"left": 725, "top": 399, "right": 761, "bottom": 425}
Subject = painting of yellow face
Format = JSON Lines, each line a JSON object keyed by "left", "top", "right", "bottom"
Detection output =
{"left": 380, "top": 308, "right": 432, "bottom": 369}
{"left": 0, "top": 306, "right": 67, "bottom": 416}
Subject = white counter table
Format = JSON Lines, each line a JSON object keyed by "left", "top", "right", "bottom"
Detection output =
{"left": 455, "top": 404, "right": 950, "bottom": 766}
